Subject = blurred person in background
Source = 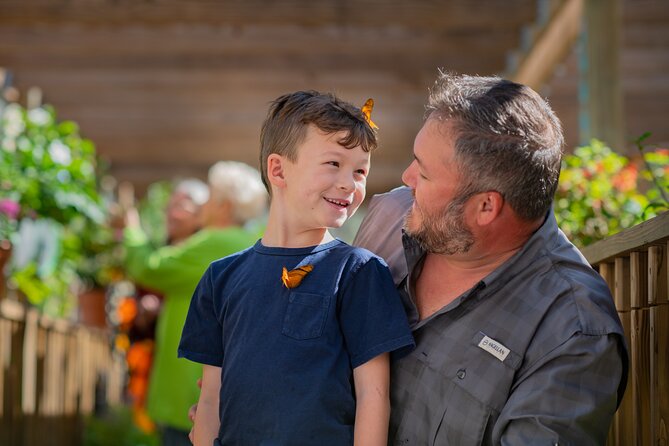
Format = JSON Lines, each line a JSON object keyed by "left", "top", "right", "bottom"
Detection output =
{"left": 120, "top": 178, "right": 210, "bottom": 433}
{"left": 122, "top": 162, "right": 268, "bottom": 446}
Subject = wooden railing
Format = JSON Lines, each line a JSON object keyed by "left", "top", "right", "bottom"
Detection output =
{"left": 0, "top": 295, "right": 125, "bottom": 446}
{"left": 581, "top": 211, "right": 669, "bottom": 446}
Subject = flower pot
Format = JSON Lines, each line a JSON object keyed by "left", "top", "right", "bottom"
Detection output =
{"left": 0, "top": 239, "right": 12, "bottom": 300}
{"left": 78, "top": 287, "right": 107, "bottom": 328}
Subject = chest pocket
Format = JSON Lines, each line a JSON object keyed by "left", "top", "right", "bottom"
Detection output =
{"left": 282, "top": 292, "right": 331, "bottom": 340}
{"left": 431, "top": 332, "right": 522, "bottom": 445}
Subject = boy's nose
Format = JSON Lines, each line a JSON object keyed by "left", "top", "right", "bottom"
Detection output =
{"left": 337, "top": 172, "right": 355, "bottom": 192}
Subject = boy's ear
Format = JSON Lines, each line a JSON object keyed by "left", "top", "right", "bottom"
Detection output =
{"left": 267, "top": 154, "right": 287, "bottom": 189}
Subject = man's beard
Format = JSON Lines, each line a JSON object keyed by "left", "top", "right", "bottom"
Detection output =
{"left": 403, "top": 194, "right": 474, "bottom": 255}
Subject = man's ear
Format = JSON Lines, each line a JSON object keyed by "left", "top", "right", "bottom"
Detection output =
{"left": 267, "top": 154, "right": 287, "bottom": 189}
{"left": 474, "top": 191, "right": 504, "bottom": 226}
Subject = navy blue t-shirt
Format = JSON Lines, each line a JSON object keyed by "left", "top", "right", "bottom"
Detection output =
{"left": 178, "top": 238, "right": 414, "bottom": 445}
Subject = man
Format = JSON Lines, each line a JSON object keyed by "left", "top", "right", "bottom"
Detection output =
{"left": 354, "top": 72, "right": 628, "bottom": 444}
{"left": 124, "top": 161, "right": 267, "bottom": 446}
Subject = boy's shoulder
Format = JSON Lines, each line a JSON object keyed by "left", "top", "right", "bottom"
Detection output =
{"left": 328, "top": 239, "right": 390, "bottom": 269}
{"left": 208, "top": 244, "right": 256, "bottom": 273}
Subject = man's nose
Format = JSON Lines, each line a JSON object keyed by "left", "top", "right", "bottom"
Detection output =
{"left": 401, "top": 161, "right": 416, "bottom": 187}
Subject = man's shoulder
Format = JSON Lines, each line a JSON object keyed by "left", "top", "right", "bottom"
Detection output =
{"left": 549, "top": 255, "right": 622, "bottom": 337}
{"left": 366, "top": 186, "right": 414, "bottom": 217}
{"left": 354, "top": 186, "right": 412, "bottom": 283}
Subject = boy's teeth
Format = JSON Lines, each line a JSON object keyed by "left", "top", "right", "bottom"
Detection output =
{"left": 325, "top": 198, "right": 348, "bottom": 206}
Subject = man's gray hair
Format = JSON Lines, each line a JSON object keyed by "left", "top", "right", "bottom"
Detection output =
{"left": 427, "top": 71, "right": 564, "bottom": 221}
{"left": 208, "top": 161, "right": 268, "bottom": 225}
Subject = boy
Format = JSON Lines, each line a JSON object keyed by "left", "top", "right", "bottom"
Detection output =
{"left": 178, "top": 91, "right": 414, "bottom": 445}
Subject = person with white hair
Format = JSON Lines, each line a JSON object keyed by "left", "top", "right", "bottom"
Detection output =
{"left": 165, "top": 178, "right": 209, "bottom": 245}
{"left": 122, "top": 161, "right": 268, "bottom": 446}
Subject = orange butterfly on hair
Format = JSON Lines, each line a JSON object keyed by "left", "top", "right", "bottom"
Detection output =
{"left": 361, "top": 98, "right": 379, "bottom": 130}
{"left": 281, "top": 265, "right": 314, "bottom": 289}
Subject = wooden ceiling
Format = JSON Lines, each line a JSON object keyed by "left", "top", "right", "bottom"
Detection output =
{"left": 1, "top": 0, "right": 666, "bottom": 197}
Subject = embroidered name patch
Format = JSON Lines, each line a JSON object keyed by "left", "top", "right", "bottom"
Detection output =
{"left": 478, "top": 335, "right": 510, "bottom": 362}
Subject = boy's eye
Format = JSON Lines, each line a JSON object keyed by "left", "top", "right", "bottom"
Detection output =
{"left": 326, "top": 161, "right": 340, "bottom": 167}
{"left": 355, "top": 169, "right": 367, "bottom": 176}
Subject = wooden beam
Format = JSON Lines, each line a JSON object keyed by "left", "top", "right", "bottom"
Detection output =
{"left": 578, "top": 0, "right": 625, "bottom": 152}
{"left": 511, "top": 0, "right": 583, "bottom": 91}
{"left": 581, "top": 211, "right": 669, "bottom": 265}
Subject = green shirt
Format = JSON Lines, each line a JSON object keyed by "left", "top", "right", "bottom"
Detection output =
{"left": 124, "top": 226, "right": 258, "bottom": 430}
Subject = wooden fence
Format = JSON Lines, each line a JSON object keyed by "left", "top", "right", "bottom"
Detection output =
{"left": 581, "top": 211, "right": 669, "bottom": 446}
{"left": 0, "top": 295, "right": 125, "bottom": 446}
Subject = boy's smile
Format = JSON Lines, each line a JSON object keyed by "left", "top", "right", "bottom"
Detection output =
{"left": 281, "top": 124, "right": 370, "bottom": 236}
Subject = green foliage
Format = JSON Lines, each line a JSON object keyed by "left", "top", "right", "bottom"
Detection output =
{"left": 0, "top": 103, "right": 104, "bottom": 224}
{"left": 555, "top": 138, "right": 669, "bottom": 247}
{"left": 83, "top": 405, "right": 159, "bottom": 446}
{"left": 137, "top": 180, "right": 172, "bottom": 246}
{"left": 0, "top": 100, "right": 120, "bottom": 317}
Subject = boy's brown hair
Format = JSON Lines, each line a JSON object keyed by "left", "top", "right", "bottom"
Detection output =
{"left": 259, "top": 90, "right": 378, "bottom": 193}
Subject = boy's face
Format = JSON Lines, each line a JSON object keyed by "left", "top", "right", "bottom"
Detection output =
{"left": 282, "top": 124, "right": 370, "bottom": 230}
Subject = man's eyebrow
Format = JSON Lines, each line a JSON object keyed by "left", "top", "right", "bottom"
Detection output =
{"left": 414, "top": 153, "right": 428, "bottom": 173}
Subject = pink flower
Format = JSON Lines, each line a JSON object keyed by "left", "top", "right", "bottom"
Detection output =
{"left": 0, "top": 199, "right": 20, "bottom": 220}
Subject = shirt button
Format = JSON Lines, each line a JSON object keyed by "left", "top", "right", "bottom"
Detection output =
{"left": 456, "top": 369, "right": 466, "bottom": 379}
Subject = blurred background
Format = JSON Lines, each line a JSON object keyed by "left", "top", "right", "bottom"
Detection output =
{"left": 1, "top": 1, "right": 668, "bottom": 445}
{"left": 1, "top": 0, "right": 667, "bottom": 197}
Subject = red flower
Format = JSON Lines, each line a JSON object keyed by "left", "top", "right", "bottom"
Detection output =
{"left": 612, "top": 164, "right": 638, "bottom": 192}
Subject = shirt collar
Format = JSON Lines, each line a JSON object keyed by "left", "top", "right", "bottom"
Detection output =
{"left": 401, "top": 209, "right": 559, "bottom": 309}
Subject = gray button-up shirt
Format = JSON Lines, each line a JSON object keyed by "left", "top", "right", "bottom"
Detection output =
{"left": 354, "top": 186, "right": 628, "bottom": 446}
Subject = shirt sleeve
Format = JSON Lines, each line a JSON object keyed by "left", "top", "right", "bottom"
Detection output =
{"left": 178, "top": 267, "right": 224, "bottom": 367}
{"left": 123, "top": 227, "right": 207, "bottom": 293}
{"left": 338, "top": 257, "right": 414, "bottom": 369}
{"left": 495, "top": 332, "right": 626, "bottom": 445}
{"left": 353, "top": 186, "right": 413, "bottom": 286}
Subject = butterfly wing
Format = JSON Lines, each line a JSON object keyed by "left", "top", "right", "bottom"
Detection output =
{"left": 282, "top": 265, "right": 314, "bottom": 288}
{"left": 361, "top": 98, "right": 379, "bottom": 130}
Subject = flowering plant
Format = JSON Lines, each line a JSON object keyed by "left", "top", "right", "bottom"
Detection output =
{"left": 0, "top": 102, "right": 104, "bottom": 225}
{"left": 0, "top": 100, "right": 115, "bottom": 317}
{"left": 0, "top": 197, "right": 20, "bottom": 242}
{"left": 554, "top": 137, "right": 669, "bottom": 247}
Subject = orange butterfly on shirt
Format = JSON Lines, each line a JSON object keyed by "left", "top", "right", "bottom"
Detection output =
{"left": 282, "top": 265, "right": 314, "bottom": 289}
{"left": 361, "top": 98, "right": 379, "bottom": 130}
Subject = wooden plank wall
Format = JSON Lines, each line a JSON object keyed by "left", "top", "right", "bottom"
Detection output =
{"left": 0, "top": 297, "right": 125, "bottom": 446}
{"left": 0, "top": 0, "right": 536, "bottom": 197}
{"left": 584, "top": 215, "right": 669, "bottom": 445}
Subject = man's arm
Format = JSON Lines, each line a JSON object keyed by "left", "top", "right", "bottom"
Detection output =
{"left": 353, "top": 353, "right": 390, "bottom": 446}
{"left": 496, "top": 333, "right": 625, "bottom": 445}
{"left": 192, "top": 365, "right": 221, "bottom": 446}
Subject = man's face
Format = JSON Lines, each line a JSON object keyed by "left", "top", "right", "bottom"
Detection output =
{"left": 401, "top": 118, "right": 474, "bottom": 255}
